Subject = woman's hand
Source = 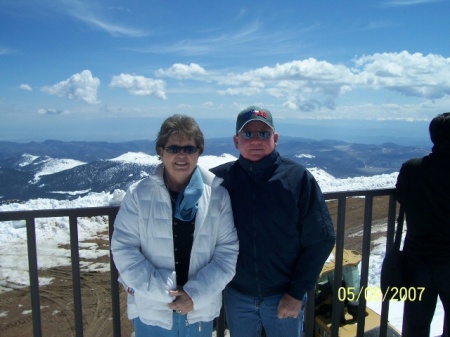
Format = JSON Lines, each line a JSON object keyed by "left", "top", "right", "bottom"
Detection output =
{"left": 168, "top": 289, "right": 194, "bottom": 315}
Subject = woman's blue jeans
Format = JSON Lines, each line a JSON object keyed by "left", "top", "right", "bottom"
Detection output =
{"left": 133, "top": 312, "right": 213, "bottom": 337}
{"left": 223, "top": 285, "right": 307, "bottom": 337}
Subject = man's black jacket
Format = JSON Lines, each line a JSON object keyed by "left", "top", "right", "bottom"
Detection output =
{"left": 211, "top": 151, "right": 335, "bottom": 300}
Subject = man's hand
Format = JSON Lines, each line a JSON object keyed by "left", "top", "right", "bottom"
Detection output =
{"left": 277, "top": 293, "right": 302, "bottom": 319}
{"left": 168, "top": 290, "right": 194, "bottom": 315}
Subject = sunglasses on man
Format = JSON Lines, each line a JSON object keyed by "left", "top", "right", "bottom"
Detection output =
{"left": 239, "top": 131, "right": 272, "bottom": 140}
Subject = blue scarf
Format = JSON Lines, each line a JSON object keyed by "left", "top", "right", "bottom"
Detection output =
{"left": 173, "top": 167, "right": 203, "bottom": 221}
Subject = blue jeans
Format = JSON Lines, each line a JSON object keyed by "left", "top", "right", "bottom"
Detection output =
{"left": 133, "top": 312, "right": 213, "bottom": 337}
{"left": 223, "top": 286, "right": 306, "bottom": 337}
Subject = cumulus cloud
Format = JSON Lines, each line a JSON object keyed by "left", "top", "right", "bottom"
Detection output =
{"left": 156, "top": 63, "right": 208, "bottom": 79}
{"left": 42, "top": 70, "right": 100, "bottom": 104}
{"left": 353, "top": 51, "right": 450, "bottom": 99}
{"left": 283, "top": 101, "right": 299, "bottom": 110}
{"left": 219, "top": 58, "right": 355, "bottom": 100}
{"left": 37, "top": 108, "right": 69, "bottom": 115}
{"left": 217, "top": 51, "right": 450, "bottom": 112}
{"left": 218, "top": 87, "right": 262, "bottom": 96}
{"left": 19, "top": 84, "right": 32, "bottom": 91}
{"left": 109, "top": 74, "right": 167, "bottom": 100}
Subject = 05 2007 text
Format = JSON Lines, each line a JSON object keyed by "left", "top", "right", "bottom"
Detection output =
{"left": 337, "top": 286, "right": 425, "bottom": 302}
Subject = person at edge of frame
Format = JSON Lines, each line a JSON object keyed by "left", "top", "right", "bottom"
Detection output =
{"left": 396, "top": 112, "right": 450, "bottom": 337}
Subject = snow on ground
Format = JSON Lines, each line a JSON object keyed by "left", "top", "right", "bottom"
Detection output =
{"left": 17, "top": 154, "right": 86, "bottom": 183}
{"left": 109, "top": 152, "right": 160, "bottom": 165}
{"left": 110, "top": 151, "right": 237, "bottom": 169}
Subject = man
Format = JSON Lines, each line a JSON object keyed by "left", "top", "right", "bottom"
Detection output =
{"left": 211, "top": 106, "right": 335, "bottom": 337}
{"left": 396, "top": 112, "right": 450, "bottom": 337}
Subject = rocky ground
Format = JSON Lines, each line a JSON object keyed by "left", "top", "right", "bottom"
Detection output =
{"left": 0, "top": 196, "right": 394, "bottom": 337}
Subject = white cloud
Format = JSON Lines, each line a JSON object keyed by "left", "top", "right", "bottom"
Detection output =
{"left": 219, "top": 58, "right": 355, "bottom": 100}
{"left": 353, "top": 51, "right": 450, "bottom": 99}
{"left": 221, "top": 58, "right": 353, "bottom": 85}
{"left": 0, "top": 47, "right": 15, "bottom": 55}
{"left": 201, "top": 102, "right": 215, "bottom": 107}
{"left": 42, "top": 70, "right": 100, "bottom": 104}
{"left": 19, "top": 84, "right": 32, "bottom": 91}
{"left": 218, "top": 87, "right": 262, "bottom": 96}
{"left": 216, "top": 51, "right": 450, "bottom": 113}
{"left": 130, "top": 20, "right": 304, "bottom": 60}
{"left": 109, "top": 74, "right": 167, "bottom": 100}
{"left": 382, "top": 0, "right": 444, "bottom": 7}
{"left": 74, "top": 15, "right": 148, "bottom": 38}
{"left": 283, "top": 101, "right": 299, "bottom": 110}
{"left": 156, "top": 63, "right": 208, "bottom": 79}
{"left": 54, "top": 1, "right": 147, "bottom": 38}
{"left": 37, "top": 108, "right": 69, "bottom": 115}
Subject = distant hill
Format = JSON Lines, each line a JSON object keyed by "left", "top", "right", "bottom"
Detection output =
{"left": 0, "top": 138, "right": 429, "bottom": 202}
{"left": 0, "top": 139, "right": 155, "bottom": 162}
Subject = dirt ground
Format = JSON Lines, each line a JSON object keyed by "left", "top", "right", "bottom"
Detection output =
{"left": 0, "top": 196, "right": 394, "bottom": 337}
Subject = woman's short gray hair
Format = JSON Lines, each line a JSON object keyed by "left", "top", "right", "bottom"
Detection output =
{"left": 155, "top": 114, "right": 205, "bottom": 158}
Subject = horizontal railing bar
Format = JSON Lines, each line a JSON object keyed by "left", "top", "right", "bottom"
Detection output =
{"left": 323, "top": 187, "right": 395, "bottom": 200}
{"left": 0, "top": 206, "right": 119, "bottom": 221}
{"left": 0, "top": 188, "right": 396, "bottom": 222}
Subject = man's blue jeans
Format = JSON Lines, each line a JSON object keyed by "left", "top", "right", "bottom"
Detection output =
{"left": 223, "top": 285, "right": 306, "bottom": 337}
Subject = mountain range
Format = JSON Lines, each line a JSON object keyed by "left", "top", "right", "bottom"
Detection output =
{"left": 0, "top": 138, "right": 429, "bottom": 203}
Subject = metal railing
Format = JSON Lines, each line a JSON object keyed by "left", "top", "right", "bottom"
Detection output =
{"left": 311, "top": 188, "right": 398, "bottom": 337}
{"left": 0, "top": 188, "right": 398, "bottom": 337}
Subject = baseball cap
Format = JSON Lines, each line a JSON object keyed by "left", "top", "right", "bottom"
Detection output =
{"left": 236, "top": 106, "right": 275, "bottom": 134}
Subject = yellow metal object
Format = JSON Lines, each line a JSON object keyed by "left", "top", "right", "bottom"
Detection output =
{"left": 313, "top": 248, "right": 401, "bottom": 337}
{"left": 319, "top": 248, "right": 361, "bottom": 278}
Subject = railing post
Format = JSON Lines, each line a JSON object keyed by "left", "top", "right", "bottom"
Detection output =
{"left": 216, "top": 305, "right": 226, "bottom": 337}
{"left": 355, "top": 196, "right": 374, "bottom": 336}
{"left": 330, "top": 196, "right": 347, "bottom": 337}
{"left": 109, "top": 212, "right": 122, "bottom": 337}
{"left": 26, "top": 217, "right": 42, "bottom": 337}
{"left": 304, "top": 288, "right": 316, "bottom": 336}
{"left": 379, "top": 195, "right": 398, "bottom": 337}
{"left": 69, "top": 215, "right": 84, "bottom": 337}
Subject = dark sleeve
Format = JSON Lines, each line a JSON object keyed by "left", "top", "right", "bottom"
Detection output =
{"left": 395, "top": 164, "right": 405, "bottom": 203}
{"left": 289, "top": 172, "right": 336, "bottom": 300}
{"left": 395, "top": 158, "right": 419, "bottom": 204}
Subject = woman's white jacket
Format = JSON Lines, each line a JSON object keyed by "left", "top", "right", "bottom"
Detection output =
{"left": 111, "top": 164, "right": 238, "bottom": 329}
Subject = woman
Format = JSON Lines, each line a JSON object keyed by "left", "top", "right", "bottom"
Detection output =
{"left": 111, "top": 114, "right": 238, "bottom": 337}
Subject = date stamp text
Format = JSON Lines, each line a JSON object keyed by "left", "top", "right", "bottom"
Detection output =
{"left": 338, "top": 286, "right": 425, "bottom": 302}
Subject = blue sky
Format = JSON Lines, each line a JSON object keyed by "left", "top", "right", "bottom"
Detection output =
{"left": 1, "top": 0, "right": 450, "bottom": 146}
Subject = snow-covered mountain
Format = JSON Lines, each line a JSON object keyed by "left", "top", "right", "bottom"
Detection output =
{"left": 0, "top": 138, "right": 427, "bottom": 202}
{"left": 0, "top": 151, "right": 399, "bottom": 203}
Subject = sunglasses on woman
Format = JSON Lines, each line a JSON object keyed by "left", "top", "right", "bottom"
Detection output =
{"left": 165, "top": 145, "right": 199, "bottom": 154}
